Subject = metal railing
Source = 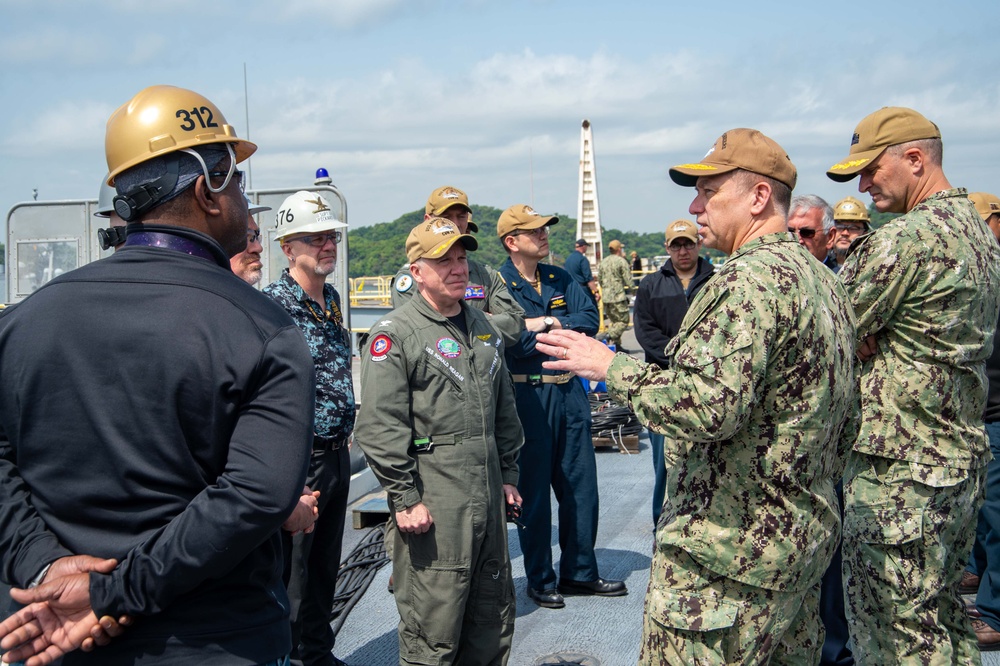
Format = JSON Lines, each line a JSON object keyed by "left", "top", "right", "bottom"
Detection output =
{"left": 349, "top": 275, "right": 395, "bottom": 307}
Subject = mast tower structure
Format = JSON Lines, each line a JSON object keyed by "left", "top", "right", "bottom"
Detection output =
{"left": 576, "top": 119, "right": 603, "bottom": 268}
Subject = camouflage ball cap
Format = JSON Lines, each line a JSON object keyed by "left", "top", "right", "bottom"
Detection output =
{"left": 826, "top": 107, "right": 941, "bottom": 182}
{"left": 833, "top": 196, "right": 870, "bottom": 222}
{"left": 496, "top": 204, "right": 559, "bottom": 237}
{"left": 669, "top": 128, "right": 797, "bottom": 190}
{"left": 425, "top": 186, "right": 478, "bottom": 232}
{"left": 665, "top": 219, "right": 699, "bottom": 244}
{"left": 405, "top": 216, "right": 478, "bottom": 263}
{"left": 968, "top": 192, "right": 1000, "bottom": 221}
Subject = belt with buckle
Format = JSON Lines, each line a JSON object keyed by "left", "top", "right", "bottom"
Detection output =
{"left": 510, "top": 372, "right": 575, "bottom": 386}
{"left": 313, "top": 435, "right": 346, "bottom": 451}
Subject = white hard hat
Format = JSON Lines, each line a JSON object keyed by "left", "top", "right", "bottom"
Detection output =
{"left": 274, "top": 190, "right": 346, "bottom": 242}
{"left": 95, "top": 176, "right": 116, "bottom": 218}
{"left": 245, "top": 193, "right": 271, "bottom": 216}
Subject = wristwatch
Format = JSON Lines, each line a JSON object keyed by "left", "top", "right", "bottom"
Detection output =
{"left": 543, "top": 316, "right": 555, "bottom": 331}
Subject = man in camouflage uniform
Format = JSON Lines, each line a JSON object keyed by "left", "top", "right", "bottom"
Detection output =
{"left": 964, "top": 192, "right": 1000, "bottom": 651}
{"left": 536, "top": 128, "right": 857, "bottom": 664}
{"left": 356, "top": 218, "right": 523, "bottom": 665}
{"left": 827, "top": 107, "right": 1000, "bottom": 663}
{"left": 597, "top": 238, "right": 631, "bottom": 350}
{"left": 264, "top": 191, "right": 355, "bottom": 666}
{"left": 391, "top": 186, "right": 524, "bottom": 347}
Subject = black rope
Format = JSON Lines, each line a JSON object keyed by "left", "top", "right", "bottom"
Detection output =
{"left": 330, "top": 521, "right": 390, "bottom": 636}
{"left": 588, "top": 392, "right": 642, "bottom": 439}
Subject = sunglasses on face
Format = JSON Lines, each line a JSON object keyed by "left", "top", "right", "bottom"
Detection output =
{"left": 788, "top": 227, "right": 817, "bottom": 239}
{"left": 512, "top": 227, "right": 549, "bottom": 238}
{"left": 289, "top": 231, "right": 342, "bottom": 247}
{"left": 207, "top": 169, "right": 246, "bottom": 194}
{"left": 247, "top": 229, "right": 261, "bottom": 243}
{"left": 835, "top": 223, "right": 865, "bottom": 234}
{"left": 668, "top": 240, "right": 696, "bottom": 251}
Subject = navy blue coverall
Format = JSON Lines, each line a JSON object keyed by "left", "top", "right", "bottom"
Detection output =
{"left": 499, "top": 259, "right": 601, "bottom": 590}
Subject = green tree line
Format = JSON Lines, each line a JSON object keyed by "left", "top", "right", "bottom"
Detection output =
{"left": 346, "top": 202, "right": 891, "bottom": 278}
{"left": 347, "top": 205, "right": 681, "bottom": 278}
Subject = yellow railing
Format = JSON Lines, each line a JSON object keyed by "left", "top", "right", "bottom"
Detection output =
{"left": 349, "top": 275, "right": 395, "bottom": 307}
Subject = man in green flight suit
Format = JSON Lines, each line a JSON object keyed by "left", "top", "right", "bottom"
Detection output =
{"left": 356, "top": 217, "right": 524, "bottom": 666}
{"left": 390, "top": 185, "right": 525, "bottom": 347}
{"left": 535, "top": 128, "right": 857, "bottom": 664}
{"left": 597, "top": 238, "right": 632, "bottom": 350}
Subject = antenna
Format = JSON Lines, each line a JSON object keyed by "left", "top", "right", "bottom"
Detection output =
{"left": 529, "top": 144, "right": 534, "bottom": 207}
{"left": 243, "top": 63, "right": 253, "bottom": 190}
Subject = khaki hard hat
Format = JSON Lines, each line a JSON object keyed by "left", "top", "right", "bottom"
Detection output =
{"left": 406, "top": 217, "right": 478, "bottom": 263}
{"left": 105, "top": 85, "right": 257, "bottom": 185}
{"left": 826, "top": 107, "right": 940, "bottom": 182}
{"left": 425, "top": 186, "right": 478, "bottom": 232}
{"left": 665, "top": 219, "right": 699, "bottom": 244}
{"left": 497, "top": 204, "right": 559, "bottom": 237}
{"left": 833, "top": 196, "right": 870, "bottom": 223}
{"left": 274, "top": 191, "right": 346, "bottom": 242}
{"left": 969, "top": 192, "right": 1000, "bottom": 222}
{"left": 669, "top": 128, "right": 797, "bottom": 190}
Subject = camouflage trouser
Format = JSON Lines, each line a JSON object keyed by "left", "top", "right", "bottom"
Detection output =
{"left": 603, "top": 300, "right": 630, "bottom": 345}
{"left": 843, "top": 453, "right": 985, "bottom": 665}
{"left": 639, "top": 544, "right": 823, "bottom": 666}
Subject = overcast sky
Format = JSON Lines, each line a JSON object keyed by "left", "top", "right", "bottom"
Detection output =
{"left": 3, "top": 0, "right": 1000, "bottom": 238}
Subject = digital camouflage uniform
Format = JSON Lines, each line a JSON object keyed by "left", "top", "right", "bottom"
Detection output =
{"left": 355, "top": 294, "right": 523, "bottom": 666}
{"left": 391, "top": 260, "right": 525, "bottom": 347}
{"left": 263, "top": 268, "right": 356, "bottom": 666}
{"left": 605, "top": 234, "right": 857, "bottom": 665}
{"left": 838, "top": 188, "right": 1000, "bottom": 665}
{"left": 597, "top": 252, "right": 631, "bottom": 346}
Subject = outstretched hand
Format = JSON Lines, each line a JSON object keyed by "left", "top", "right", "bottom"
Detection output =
{"left": 536, "top": 329, "right": 617, "bottom": 382}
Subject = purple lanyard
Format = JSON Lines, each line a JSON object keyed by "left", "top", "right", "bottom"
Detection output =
{"left": 124, "top": 231, "right": 217, "bottom": 262}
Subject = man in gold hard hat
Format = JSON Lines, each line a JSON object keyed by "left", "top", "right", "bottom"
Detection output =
{"left": 0, "top": 85, "right": 314, "bottom": 666}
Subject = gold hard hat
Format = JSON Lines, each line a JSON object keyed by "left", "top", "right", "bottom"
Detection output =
{"left": 105, "top": 85, "right": 257, "bottom": 185}
{"left": 833, "top": 196, "right": 870, "bottom": 222}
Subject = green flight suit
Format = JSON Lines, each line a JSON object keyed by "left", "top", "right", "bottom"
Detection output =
{"left": 356, "top": 294, "right": 523, "bottom": 666}
{"left": 391, "top": 259, "right": 525, "bottom": 348}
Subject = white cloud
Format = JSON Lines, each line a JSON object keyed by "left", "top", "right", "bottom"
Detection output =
{"left": 3, "top": 100, "right": 113, "bottom": 156}
{"left": 276, "top": 0, "right": 417, "bottom": 30}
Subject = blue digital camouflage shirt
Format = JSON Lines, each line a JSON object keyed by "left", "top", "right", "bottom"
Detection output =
{"left": 264, "top": 269, "right": 356, "bottom": 441}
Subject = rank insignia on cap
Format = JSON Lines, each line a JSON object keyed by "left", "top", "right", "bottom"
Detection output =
{"left": 851, "top": 132, "right": 860, "bottom": 146}
{"left": 370, "top": 334, "right": 392, "bottom": 361}
{"left": 395, "top": 275, "right": 413, "bottom": 293}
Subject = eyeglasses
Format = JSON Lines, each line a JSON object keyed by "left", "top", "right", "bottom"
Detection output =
{"left": 289, "top": 231, "right": 342, "bottom": 247}
{"left": 667, "top": 240, "right": 696, "bottom": 251}
{"left": 247, "top": 229, "right": 261, "bottom": 243}
{"left": 788, "top": 227, "right": 816, "bottom": 239}
{"left": 512, "top": 227, "right": 549, "bottom": 238}
{"left": 835, "top": 223, "right": 866, "bottom": 234}
{"left": 208, "top": 169, "right": 246, "bottom": 194}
